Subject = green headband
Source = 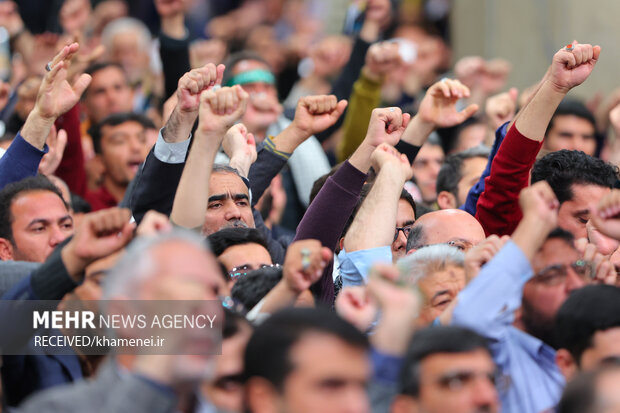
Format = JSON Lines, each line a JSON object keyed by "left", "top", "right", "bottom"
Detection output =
{"left": 225, "top": 69, "right": 275, "bottom": 87}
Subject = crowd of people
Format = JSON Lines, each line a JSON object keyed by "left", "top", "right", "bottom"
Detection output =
{"left": 0, "top": 0, "right": 619, "bottom": 412}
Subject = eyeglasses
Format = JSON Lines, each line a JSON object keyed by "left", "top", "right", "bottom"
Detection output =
{"left": 228, "top": 263, "right": 281, "bottom": 280}
{"left": 532, "top": 260, "right": 595, "bottom": 286}
{"left": 394, "top": 226, "right": 413, "bottom": 242}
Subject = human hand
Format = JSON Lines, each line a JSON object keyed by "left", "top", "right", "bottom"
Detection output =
{"left": 485, "top": 88, "right": 518, "bottom": 130}
{"left": 518, "top": 181, "right": 559, "bottom": 229}
{"left": 177, "top": 63, "right": 225, "bottom": 114}
{"left": 464, "top": 234, "right": 510, "bottom": 281}
{"left": 223, "top": 123, "right": 257, "bottom": 178}
{"left": 196, "top": 85, "right": 249, "bottom": 134}
{"left": 282, "top": 239, "right": 332, "bottom": 294}
{"left": 335, "top": 286, "right": 377, "bottom": 332}
{"left": 0, "top": 81, "right": 10, "bottom": 112}
{"left": 575, "top": 238, "right": 617, "bottom": 285}
{"left": 548, "top": 42, "right": 601, "bottom": 94}
{"left": 591, "top": 189, "right": 620, "bottom": 241}
{"left": 33, "top": 43, "right": 91, "bottom": 121}
{"left": 61, "top": 208, "right": 135, "bottom": 278}
{"left": 289, "top": 94, "right": 347, "bottom": 140}
{"left": 364, "top": 107, "right": 411, "bottom": 147}
{"left": 370, "top": 143, "right": 412, "bottom": 181}
{"left": 417, "top": 78, "right": 478, "bottom": 129}
{"left": 38, "top": 126, "right": 67, "bottom": 176}
{"left": 136, "top": 210, "right": 172, "bottom": 238}
{"left": 362, "top": 41, "right": 402, "bottom": 82}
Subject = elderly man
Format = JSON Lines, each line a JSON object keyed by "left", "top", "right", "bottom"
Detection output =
{"left": 13, "top": 229, "right": 226, "bottom": 413}
{"left": 406, "top": 209, "right": 486, "bottom": 253}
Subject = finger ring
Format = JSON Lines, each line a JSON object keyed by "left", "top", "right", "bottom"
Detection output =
{"left": 565, "top": 43, "right": 574, "bottom": 51}
{"left": 440, "top": 77, "right": 448, "bottom": 82}
{"left": 45, "top": 61, "right": 53, "bottom": 72}
{"left": 389, "top": 107, "right": 395, "bottom": 112}
{"left": 301, "top": 248, "right": 311, "bottom": 271}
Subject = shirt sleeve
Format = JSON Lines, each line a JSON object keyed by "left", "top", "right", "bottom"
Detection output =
{"left": 451, "top": 240, "right": 533, "bottom": 343}
{"left": 153, "top": 129, "right": 191, "bottom": 164}
{"left": 338, "top": 246, "right": 392, "bottom": 287}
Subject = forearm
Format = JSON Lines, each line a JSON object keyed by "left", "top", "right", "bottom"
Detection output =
{"left": 511, "top": 215, "right": 553, "bottom": 260}
{"left": 256, "top": 281, "right": 299, "bottom": 314}
{"left": 371, "top": 310, "right": 415, "bottom": 356}
{"left": 514, "top": 80, "right": 565, "bottom": 141}
{"left": 162, "top": 107, "right": 196, "bottom": 144}
{"left": 400, "top": 115, "right": 435, "bottom": 147}
{"left": 20, "top": 109, "right": 55, "bottom": 150}
{"left": 344, "top": 165, "right": 403, "bottom": 252}
{"left": 170, "top": 131, "right": 221, "bottom": 229}
{"left": 269, "top": 124, "right": 306, "bottom": 154}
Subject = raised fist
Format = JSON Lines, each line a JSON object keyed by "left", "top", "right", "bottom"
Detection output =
{"left": 548, "top": 42, "right": 600, "bottom": 94}
{"left": 417, "top": 78, "right": 478, "bottom": 129}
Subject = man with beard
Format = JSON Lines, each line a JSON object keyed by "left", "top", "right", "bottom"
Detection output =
{"left": 446, "top": 180, "right": 616, "bottom": 413}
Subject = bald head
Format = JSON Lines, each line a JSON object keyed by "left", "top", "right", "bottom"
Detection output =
{"left": 406, "top": 209, "right": 485, "bottom": 252}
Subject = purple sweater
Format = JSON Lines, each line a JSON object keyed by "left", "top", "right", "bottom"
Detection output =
{"left": 294, "top": 160, "right": 367, "bottom": 305}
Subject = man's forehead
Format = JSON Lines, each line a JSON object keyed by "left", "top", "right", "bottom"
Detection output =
{"left": 533, "top": 238, "right": 578, "bottom": 269}
{"left": 233, "top": 59, "right": 270, "bottom": 75}
{"left": 209, "top": 172, "right": 249, "bottom": 194}
{"left": 11, "top": 190, "right": 67, "bottom": 214}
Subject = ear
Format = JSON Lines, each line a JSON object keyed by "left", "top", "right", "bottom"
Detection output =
{"left": 245, "top": 377, "right": 281, "bottom": 413}
{"left": 0, "top": 238, "right": 14, "bottom": 261}
{"left": 556, "top": 348, "right": 578, "bottom": 381}
{"left": 437, "top": 191, "right": 457, "bottom": 210}
{"left": 391, "top": 395, "right": 419, "bottom": 413}
{"left": 339, "top": 237, "right": 344, "bottom": 251}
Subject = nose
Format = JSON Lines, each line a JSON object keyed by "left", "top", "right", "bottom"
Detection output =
{"left": 224, "top": 202, "right": 242, "bottom": 221}
{"left": 49, "top": 225, "right": 69, "bottom": 248}
{"left": 393, "top": 231, "right": 407, "bottom": 252}
{"left": 472, "top": 376, "right": 499, "bottom": 411}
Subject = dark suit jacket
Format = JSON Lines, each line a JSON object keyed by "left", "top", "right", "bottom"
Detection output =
{"left": 1, "top": 245, "right": 83, "bottom": 407}
{"left": 15, "top": 360, "right": 178, "bottom": 413}
{"left": 128, "top": 146, "right": 289, "bottom": 264}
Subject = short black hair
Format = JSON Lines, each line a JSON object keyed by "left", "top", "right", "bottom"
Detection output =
{"left": 0, "top": 176, "right": 67, "bottom": 244}
{"left": 555, "top": 285, "right": 620, "bottom": 365}
{"left": 531, "top": 150, "right": 618, "bottom": 204}
{"left": 231, "top": 266, "right": 282, "bottom": 311}
{"left": 399, "top": 326, "right": 492, "bottom": 397}
{"left": 89, "top": 112, "right": 153, "bottom": 154}
{"left": 69, "top": 193, "right": 92, "bottom": 214}
{"left": 545, "top": 227, "right": 575, "bottom": 247}
{"left": 82, "top": 62, "right": 128, "bottom": 99}
{"left": 222, "top": 51, "right": 272, "bottom": 87}
{"left": 436, "top": 146, "right": 490, "bottom": 199}
{"left": 545, "top": 99, "right": 596, "bottom": 137}
{"left": 207, "top": 227, "right": 271, "bottom": 259}
{"left": 244, "top": 307, "right": 368, "bottom": 390}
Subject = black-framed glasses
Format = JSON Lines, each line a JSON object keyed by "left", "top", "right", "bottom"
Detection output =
{"left": 394, "top": 226, "right": 413, "bottom": 242}
{"left": 228, "top": 263, "right": 281, "bottom": 280}
{"left": 532, "top": 260, "right": 595, "bottom": 286}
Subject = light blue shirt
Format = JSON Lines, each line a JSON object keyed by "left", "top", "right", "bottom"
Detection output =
{"left": 451, "top": 241, "right": 565, "bottom": 413}
{"left": 338, "top": 246, "right": 392, "bottom": 287}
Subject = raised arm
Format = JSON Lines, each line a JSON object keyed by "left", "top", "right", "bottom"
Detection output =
{"left": 476, "top": 43, "right": 601, "bottom": 236}
{"left": 170, "top": 86, "right": 248, "bottom": 229}
{"left": 344, "top": 140, "right": 413, "bottom": 254}
{"left": 0, "top": 44, "right": 90, "bottom": 189}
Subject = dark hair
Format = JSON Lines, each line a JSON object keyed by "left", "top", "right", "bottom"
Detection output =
{"left": 406, "top": 224, "right": 425, "bottom": 252}
{"left": 243, "top": 307, "right": 368, "bottom": 389}
{"left": 309, "top": 163, "right": 342, "bottom": 205}
{"left": 89, "top": 112, "right": 153, "bottom": 154}
{"left": 223, "top": 307, "right": 252, "bottom": 340}
{"left": 555, "top": 285, "right": 620, "bottom": 365}
{"left": 545, "top": 99, "right": 596, "bottom": 137}
{"left": 436, "top": 146, "right": 490, "bottom": 198}
{"left": 399, "top": 326, "right": 492, "bottom": 397}
{"left": 82, "top": 62, "right": 127, "bottom": 99}
{"left": 557, "top": 358, "right": 620, "bottom": 413}
{"left": 207, "top": 227, "right": 271, "bottom": 259}
{"left": 531, "top": 150, "right": 618, "bottom": 204}
{"left": 70, "top": 193, "right": 92, "bottom": 214}
{"left": 546, "top": 227, "right": 575, "bottom": 247}
{"left": 231, "top": 266, "right": 282, "bottom": 311}
{"left": 222, "top": 51, "right": 272, "bottom": 87}
{"left": 0, "top": 176, "right": 67, "bottom": 244}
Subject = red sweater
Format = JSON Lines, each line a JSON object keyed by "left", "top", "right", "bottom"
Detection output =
{"left": 475, "top": 124, "right": 543, "bottom": 236}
